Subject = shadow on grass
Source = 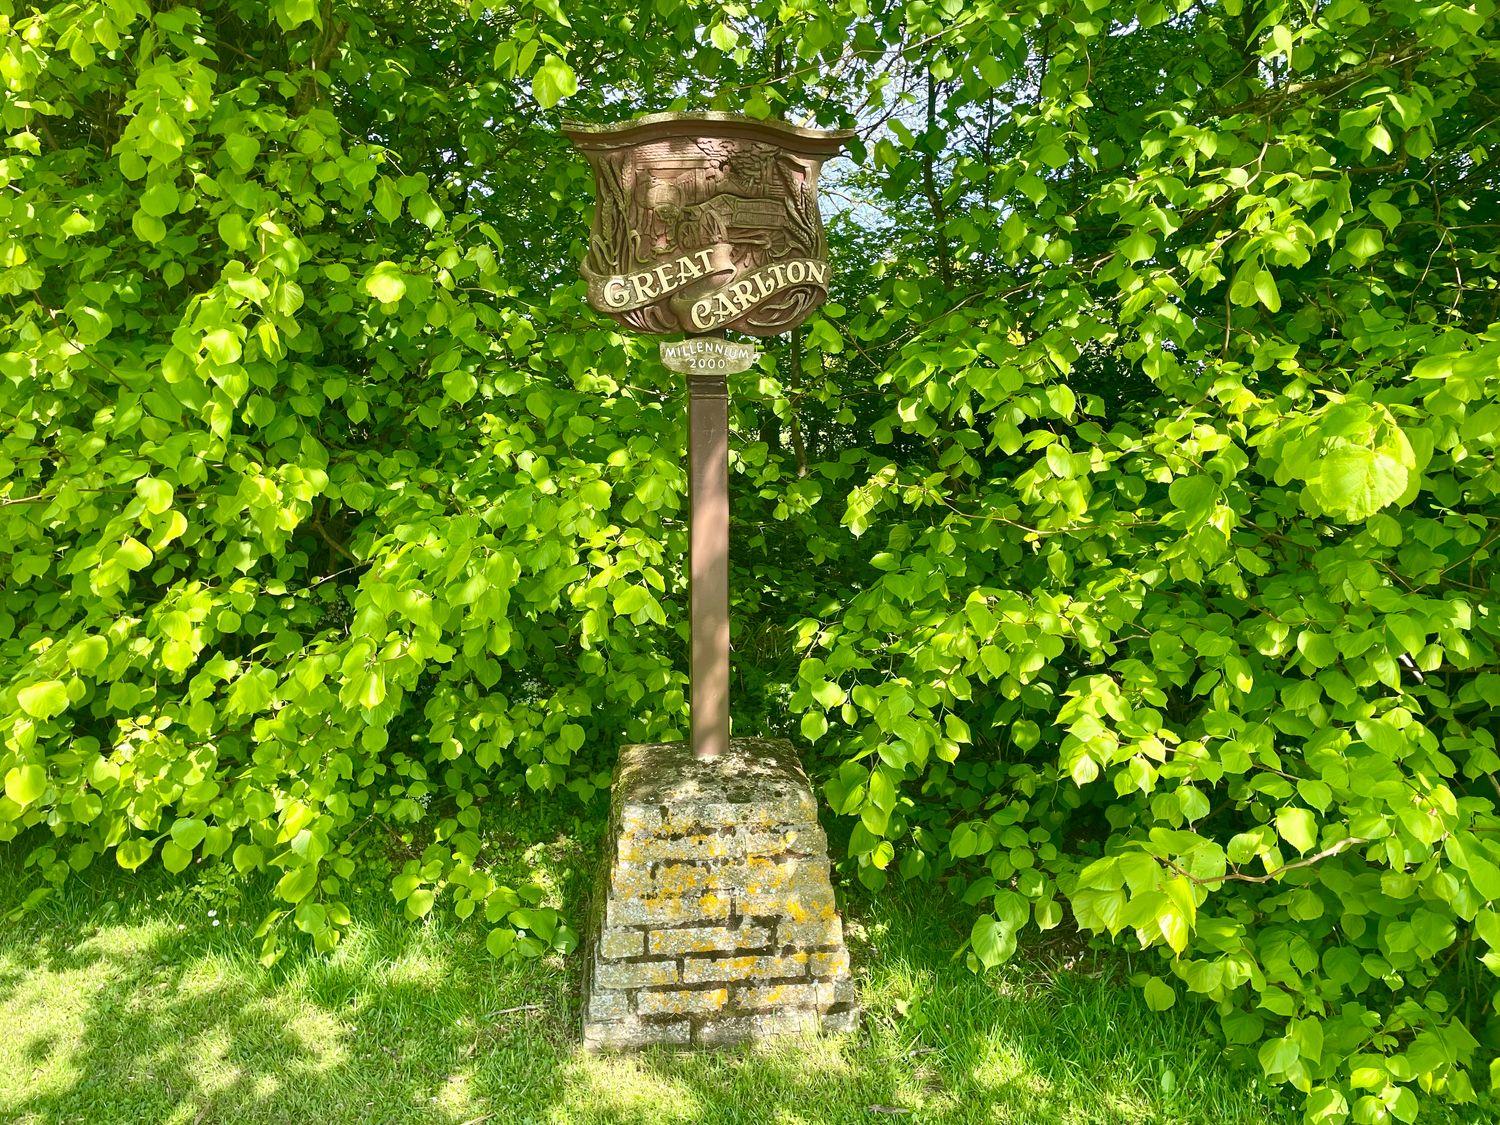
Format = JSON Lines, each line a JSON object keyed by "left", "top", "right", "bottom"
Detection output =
{"left": 1, "top": 827, "right": 1296, "bottom": 1125}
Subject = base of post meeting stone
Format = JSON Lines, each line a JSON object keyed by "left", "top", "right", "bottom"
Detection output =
{"left": 582, "top": 737, "right": 858, "bottom": 1050}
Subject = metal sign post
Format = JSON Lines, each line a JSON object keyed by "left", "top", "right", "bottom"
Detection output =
{"left": 686, "top": 366, "right": 730, "bottom": 761}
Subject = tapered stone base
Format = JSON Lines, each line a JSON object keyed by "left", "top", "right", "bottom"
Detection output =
{"left": 582, "top": 737, "right": 858, "bottom": 1049}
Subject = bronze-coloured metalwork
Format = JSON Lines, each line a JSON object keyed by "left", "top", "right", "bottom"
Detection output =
{"left": 564, "top": 113, "right": 852, "bottom": 337}
{"left": 564, "top": 113, "right": 850, "bottom": 760}
{"left": 687, "top": 369, "right": 730, "bottom": 763}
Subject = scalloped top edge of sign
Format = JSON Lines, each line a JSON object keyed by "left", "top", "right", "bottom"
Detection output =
{"left": 562, "top": 111, "right": 854, "bottom": 157}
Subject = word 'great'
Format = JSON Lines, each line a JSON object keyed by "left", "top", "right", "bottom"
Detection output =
{"left": 601, "top": 249, "right": 717, "bottom": 311}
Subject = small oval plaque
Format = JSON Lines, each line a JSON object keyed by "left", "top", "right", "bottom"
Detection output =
{"left": 659, "top": 338, "right": 759, "bottom": 375}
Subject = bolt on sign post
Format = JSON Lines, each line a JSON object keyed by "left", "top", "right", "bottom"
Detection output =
{"left": 564, "top": 112, "right": 851, "bottom": 761}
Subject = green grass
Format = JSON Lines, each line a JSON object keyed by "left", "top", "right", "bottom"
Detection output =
{"left": 0, "top": 818, "right": 1299, "bottom": 1125}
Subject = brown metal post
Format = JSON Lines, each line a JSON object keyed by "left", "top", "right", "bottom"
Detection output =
{"left": 687, "top": 368, "right": 730, "bottom": 761}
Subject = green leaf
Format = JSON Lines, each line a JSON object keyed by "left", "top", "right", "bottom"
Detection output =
{"left": 116, "top": 838, "right": 154, "bottom": 870}
{"left": 294, "top": 902, "right": 329, "bottom": 935}
{"left": 1143, "top": 976, "right": 1176, "bottom": 1010}
{"left": 67, "top": 636, "right": 108, "bottom": 672}
{"left": 275, "top": 0, "right": 318, "bottom": 30}
{"left": 374, "top": 177, "right": 401, "bottom": 223}
{"left": 357, "top": 671, "right": 385, "bottom": 710}
{"left": 710, "top": 22, "right": 739, "bottom": 51}
{"left": 170, "top": 817, "right": 206, "bottom": 850}
{"left": 812, "top": 679, "right": 844, "bottom": 709}
{"left": 71, "top": 306, "right": 112, "bottom": 344}
{"left": 443, "top": 369, "right": 478, "bottom": 404}
{"left": 4, "top": 764, "right": 45, "bottom": 806}
{"left": 531, "top": 54, "right": 577, "bottom": 109}
{"left": 612, "top": 585, "right": 649, "bottom": 616}
{"left": 486, "top": 927, "right": 515, "bottom": 957}
{"left": 161, "top": 839, "right": 193, "bottom": 873}
{"left": 1011, "top": 720, "right": 1040, "bottom": 750}
{"left": 202, "top": 328, "right": 242, "bottom": 365}
{"left": 1275, "top": 807, "right": 1318, "bottom": 854}
{"left": 136, "top": 477, "right": 174, "bottom": 514}
{"left": 801, "top": 710, "right": 829, "bottom": 741}
{"left": 970, "top": 914, "right": 1017, "bottom": 968}
{"left": 1120, "top": 230, "right": 1157, "bottom": 263}
{"left": 1345, "top": 227, "right": 1384, "bottom": 265}
{"left": 1168, "top": 475, "right": 1217, "bottom": 523}
{"left": 1296, "top": 632, "right": 1337, "bottom": 668}
{"left": 276, "top": 863, "right": 319, "bottom": 904}
{"left": 132, "top": 211, "right": 166, "bottom": 243}
{"left": 1259, "top": 1036, "right": 1298, "bottom": 1076}
{"left": 1253, "top": 269, "right": 1281, "bottom": 312}
{"left": 409, "top": 192, "right": 442, "bottom": 228}
{"left": 141, "top": 182, "right": 179, "bottom": 217}
{"left": 362, "top": 263, "right": 407, "bottom": 304}
{"left": 225, "top": 134, "right": 260, "bottom": 172}
{"left": 17, "top": 680, "right": 69, "bottom": 719}
{"left": 1308, "top": 445, "right": 1410, "bottom": 521}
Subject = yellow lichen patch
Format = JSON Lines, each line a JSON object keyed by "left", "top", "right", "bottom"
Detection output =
{"left": 637, "top": 987, "right": 728, "bottom": 1016}
{"left": 652, "top": 863, "right": 718, "bottom": 896}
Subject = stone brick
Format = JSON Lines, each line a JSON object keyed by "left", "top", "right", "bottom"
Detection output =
{"left": 584, "top": 1018, "right": 690, "bottom": 1050}
{"left": 733, "top": 980, "right": 823, "bottom": 1010}
{"left": 730, "top": 824, "right": 823, "bottom": 858}
{"left": 777, "top": 914, "right": 843, "bottom": 949}
{"left": 592, "top": 957, "right": 678, "bottom": 990}
{"left": 695, "top": 1010, "right": 821, "bottom": 1045}
{"left": 648, "top": 923, "right": 772, "bottom": 956}
{"left": 682, "top": 951, "right": 809, "bottom": 985}
{"left": 586, "top": 987, "right": 632, "bottom": 1022}
{"left": 817, "top": 976, "right": 856, "bottom": 1008}
{"left": 636, "top": 987, "right": 728, "bottom": 1017}
{"left": 614, "top": 738, "right": 820, "bottom": 833}
{"left": 618, "top": 830, "right": 737, "bottom": 863}
{"left": 736, "top": 885, "right": 835, "bottom": 923}
{"left": 647, "top": 862, "right": 724, "bottom": 898}
{"left": 599, "top": 929, "right": 644, "bottom": 959}
{"left": 819, "top": 1005, "right": 860, "bottom": 1034}
{"left": 617, "top": 823, "right": 827, "bottom": 863}
{"left": 810, "top": 949, "right": 850, "bottom": 979}
{"left": 655, "top": 793, "right": 815, "bottom": 833}
{"left": 606, "top": 888, "right": 731, "bottom": 928}
{"left": 720, "top": 855, "right": 826, "bottom": 897}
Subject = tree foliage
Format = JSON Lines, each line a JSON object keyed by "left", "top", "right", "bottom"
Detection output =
{"left": 2, "top": 0, "right": 1499, "bottom": 1119}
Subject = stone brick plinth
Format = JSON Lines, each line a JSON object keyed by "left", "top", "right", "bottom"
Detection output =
{"left": 582, "top": 737, "right": 858, "bottom": 1049}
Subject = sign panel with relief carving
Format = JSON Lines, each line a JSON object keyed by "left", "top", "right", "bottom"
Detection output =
{"left": 563, "top": 112, "right": 852, "bottom": 338}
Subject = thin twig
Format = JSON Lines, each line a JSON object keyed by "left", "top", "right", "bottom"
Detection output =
{"left": 1164, "top": 836, "right": 1368, "bottom": 886}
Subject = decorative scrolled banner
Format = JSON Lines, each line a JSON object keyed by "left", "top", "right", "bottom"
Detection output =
{"left": 584, "top": 247, "right": 831, "bottom": 336}
{"left": 680, "top": 257, "right": 830, "bottom": 334}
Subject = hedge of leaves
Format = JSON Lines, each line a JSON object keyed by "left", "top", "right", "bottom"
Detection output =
{"left": 2, "top": 1, "right": 1498, "bottom": 1120}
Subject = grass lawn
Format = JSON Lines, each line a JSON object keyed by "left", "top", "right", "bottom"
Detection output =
{"left": 0, "top": 806, "right": 1301, "bottom": 1125}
